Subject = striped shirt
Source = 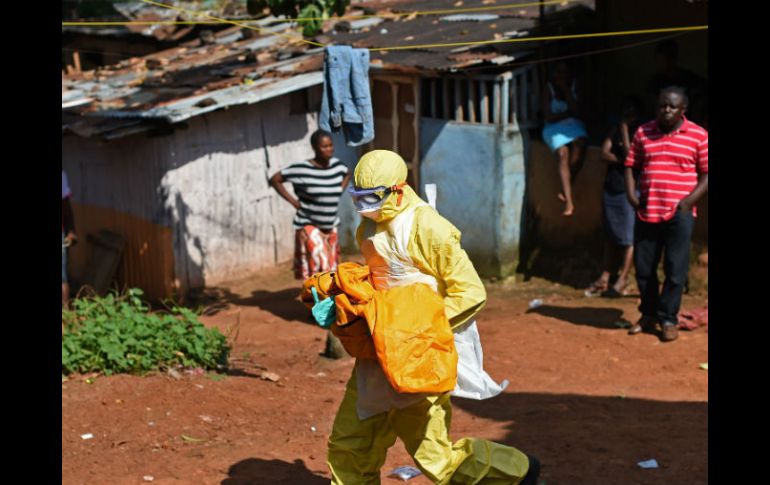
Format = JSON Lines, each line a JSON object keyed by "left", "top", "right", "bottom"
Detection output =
{"left": 280, "top": 158, "right": 349, "bottom": 230}
{"left": 625, "top": 117, "right": 708, "bottom": 223}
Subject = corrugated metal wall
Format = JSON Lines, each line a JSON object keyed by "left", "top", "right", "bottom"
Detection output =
{"left": 68, "top": 203, "right": 175, "bottom": 299}
{"left": 63, "top": 92, "right": 324, "bottom": 300}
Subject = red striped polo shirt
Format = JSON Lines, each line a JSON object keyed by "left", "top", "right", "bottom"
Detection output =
{"left": 625, "top": 116, "right": 708, "bottom": 223}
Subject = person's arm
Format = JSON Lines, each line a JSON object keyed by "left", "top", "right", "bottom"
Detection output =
{"left": 600, "top": 128, "right": 618, "bottom": 163}
{"left": 625, "top": 168, "right": 640, "bottom": 209}
{"left": 341, "top": 170, "right": 352, "bottom": 190}
{"left": 677, "top": 174, "right": 708, "bottom": 212}
{"left": 62, "top": 197, "right": 78, "bottom": 246}
{"left": 624, "top": 129, "right": 643, "bottom": 209}
{"left": 409, "top": 210, "right": 486, "bottom": 329}
{"left": 438, "top": 240, "right": 487, "bottom": 329}
{"left": 678, "top": 135, "right": 709, "bottom": 212}
{"left": 620, "top": 121, "right": 631, "bottom": 152}
{"left": 269, "top": 171, "right": 300, "bottom": 210}
{"left": 601, "top": 138, "right": 617, "bottom": 163}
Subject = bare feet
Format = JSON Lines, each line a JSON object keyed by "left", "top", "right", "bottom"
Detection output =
{"left": 557, "top": 193, "right": 566, "bottom": 202}
{"left": 562, "top": 202, "right": 574, "bottom": 216}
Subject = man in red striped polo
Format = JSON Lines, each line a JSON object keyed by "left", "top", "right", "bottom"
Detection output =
{"left": 624, "top": 86, "right": 708, "bottom": 342}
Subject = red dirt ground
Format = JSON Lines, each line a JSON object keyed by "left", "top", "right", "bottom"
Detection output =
{"left": 62, "top": 262, "right": 708, "bottom": 485}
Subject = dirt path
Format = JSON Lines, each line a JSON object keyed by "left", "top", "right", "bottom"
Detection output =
{"left": 62, "top": 262, "right": 707, "bottom": 485}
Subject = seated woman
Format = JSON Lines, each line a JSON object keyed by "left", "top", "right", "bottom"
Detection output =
{"left": 541, "top": 62, "right": 588, "bottom": 216}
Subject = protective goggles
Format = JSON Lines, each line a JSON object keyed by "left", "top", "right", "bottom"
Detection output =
{"left": 348, "top": 182, "right": 407, "bottom": 212}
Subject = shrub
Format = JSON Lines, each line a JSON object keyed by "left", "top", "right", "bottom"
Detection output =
{"left": 62, "top": 288, "right": 230, "bottom": 376}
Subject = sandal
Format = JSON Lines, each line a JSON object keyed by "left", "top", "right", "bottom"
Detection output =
{"left": 606, "top": 279, "right": 630, "bottom": 298}
{"left": 601, "top": 287, "right": 622, "bottom": 298}
{"left": 584, "top": 279, "right": 608, "bottom": 297}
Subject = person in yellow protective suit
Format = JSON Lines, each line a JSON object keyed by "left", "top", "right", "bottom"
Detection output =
{"left": 327, "top": 150, "right": 540, "bottom": 485}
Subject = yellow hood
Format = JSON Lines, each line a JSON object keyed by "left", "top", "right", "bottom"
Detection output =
{"left": 353, "top": 150, "right": 420, "bottom": 222}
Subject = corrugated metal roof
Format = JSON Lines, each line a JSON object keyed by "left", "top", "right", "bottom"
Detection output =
{"left": 63, "top": 0, "right": 596, "bottom": 138}
{"left": 63, "top": 13, "right": 325, "bottom": 138}
{"left": 331, "top": 13, "right": 538, "bottom": 71}
{"left": 94, "top": 70, "right": 323, "bottom": 123}
{"left": 355, "top": 0, "right": 595, "bottom": 19}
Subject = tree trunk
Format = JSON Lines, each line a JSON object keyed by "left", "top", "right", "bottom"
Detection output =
{"left": 323, "top": 331, "right": 349, "bottom": 359}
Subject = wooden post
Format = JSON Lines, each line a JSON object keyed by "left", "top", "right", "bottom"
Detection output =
{"left": 493, "top": 81, "right": 501, "bottom": 124}
{"left": 501, "top": 77, "right": 510, "bottom": 126}
{"left": 430, "top": 79, "right": 436, "bottom": 118}
{"left": 521, "top": 75, "right": 529, "bottom": 124}
{"left": 467, "top": 78, "right": 476, "bottom": 123}
{"left": 442, "top": 78, "right": 449, "bottom": 119}
{"left": 454, "top": 79, "right": 464, "bottom": 121}
{"left": 511, "top": 74, "right": 521, "bottom": 122}
{"left": 480, "top": 81, "right": 489, "bottom": 123}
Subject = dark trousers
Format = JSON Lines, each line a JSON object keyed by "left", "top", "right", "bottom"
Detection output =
{"left": 634, "top": 209, "right": 695, "bottom": 324}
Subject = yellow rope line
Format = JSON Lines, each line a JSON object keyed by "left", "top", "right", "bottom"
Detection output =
{"left": 65, "top": 2, "right": 706, "bottom": 56}
{"left": 368, "top": 25, "right": 708, "bottom": 51}
{"left": 62, "top": 0, "right": 576, "bottom": 25}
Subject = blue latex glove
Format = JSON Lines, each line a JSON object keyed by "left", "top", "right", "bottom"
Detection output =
{"left": 310, "top": 287, "right": 336, "bottom": 329}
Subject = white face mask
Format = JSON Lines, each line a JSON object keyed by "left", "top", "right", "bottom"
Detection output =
{"left": 358, "top": 209, "right": 381, "bottom": 220}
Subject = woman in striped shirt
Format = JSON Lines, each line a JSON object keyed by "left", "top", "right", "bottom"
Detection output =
{"left": 270, "top": 129, "right": 352, "bottom": 279}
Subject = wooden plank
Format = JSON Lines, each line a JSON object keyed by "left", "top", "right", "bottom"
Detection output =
{"left": 430, "top": 79, "right": 436, "bottom": 119}
{"left": 372, "top": 79, "right": 397, "bottom": 151}
{"left": 467, "top": 79, "right": 476, "bottom": 123}
{"left": 480, "top": 81, "right": 489, "bottom": 123}
{"left": 454, "top": 79, "right": 464, "bottom": 122}
{"left": 520, "top": 75, "right": 529, "bottom": 123}
{"left": 493, "top": 81, "right": 501, "bottom": 124}
{"left": 442, "top": 78, "right": 449, "bottom": 119}
{"left": 397, "top": 82, "right": 416, "bottom": 162}
{"left": 391, "top": 82, "right": 399, "bottom": 152}
{"left": 374, "top": 74, "right": 413, "bottom": 84}
{"left": 531, "top": 67, "right": 539, "bottom": 123}
{"left": 511, "top": 75, "right": 519, "bottom": 125}
{"left": 70, "top": 202, "right": 174, "bottom": 301}
{"left": 372, "top": 80, "right": 393, "bottom": 118}
{"left": 81, "top": 230, "right": 126, "bottom": 295}
{"left": 501, "top": 78, "right": 509, "bottom": 126}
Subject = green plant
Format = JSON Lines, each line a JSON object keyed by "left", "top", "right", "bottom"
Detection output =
{"left": 62, "top": 288, "right": 230, "bottom": 376}
{"left": 247, "top": 0, "right": 349, "bottom": 36}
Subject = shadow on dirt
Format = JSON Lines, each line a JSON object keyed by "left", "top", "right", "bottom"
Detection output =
{"left": 222, "top": 458, "right": 328, "bottom": 485}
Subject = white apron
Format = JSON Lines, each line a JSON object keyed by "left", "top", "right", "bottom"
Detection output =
{"left": 354, "top": 203, "right": 508, "bottom": 419}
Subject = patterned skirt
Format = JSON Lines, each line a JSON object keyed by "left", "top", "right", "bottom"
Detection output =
{"left": 294, "top": 225, "right": 340, "bottom": 280}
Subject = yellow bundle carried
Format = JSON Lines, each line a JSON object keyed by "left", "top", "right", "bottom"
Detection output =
{"left": 301, "top": 262, "right": 457, "bottom": 394}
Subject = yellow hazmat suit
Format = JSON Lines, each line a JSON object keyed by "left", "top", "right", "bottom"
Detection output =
{"left": 327, "top": 150, "right": 532, "bottom": 484}
{"left": 302, "top": 261, "right": 459, "bottom": 393}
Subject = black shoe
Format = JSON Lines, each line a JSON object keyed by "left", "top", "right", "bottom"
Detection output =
{"left": 520, "top": 455, "right": 540, "bottom": 485}
{"left": 600, "top": 287, "right": 622, "bottom": 299}
{"left": 628, "top": 316, "right": 656, "bottom": 335}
